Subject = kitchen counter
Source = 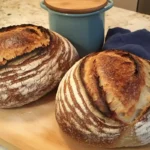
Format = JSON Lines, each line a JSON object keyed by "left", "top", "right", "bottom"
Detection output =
{"left": 0, "top": 0, "right": 150, "bottom": 32}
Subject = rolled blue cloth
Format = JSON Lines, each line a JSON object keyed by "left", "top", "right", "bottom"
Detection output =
{"left": 103, "top": 27, "right": 150, "bottom": 60}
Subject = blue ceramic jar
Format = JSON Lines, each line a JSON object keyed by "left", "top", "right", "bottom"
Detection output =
{"left": 41, "top": 0, "right": 113, "bottom": 57}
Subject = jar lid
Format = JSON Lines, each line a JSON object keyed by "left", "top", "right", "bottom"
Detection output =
{"left": 44, "top": 0, "right": 108, "bottom": 14}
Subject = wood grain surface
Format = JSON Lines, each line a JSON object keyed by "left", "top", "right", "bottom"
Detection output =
{"left": 44, "top": 0, "right": 108, "bottom": 13}
{"left": 0, "top": 89, "right": 150, "bottom": 150}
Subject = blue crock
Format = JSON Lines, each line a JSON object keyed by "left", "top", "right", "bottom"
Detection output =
{"left": 41, "top": 0, "right": 113, "bottom": 57}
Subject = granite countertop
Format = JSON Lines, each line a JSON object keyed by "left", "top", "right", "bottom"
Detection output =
{"left": 0, "top": 0, "right": 150, "bottom": 32}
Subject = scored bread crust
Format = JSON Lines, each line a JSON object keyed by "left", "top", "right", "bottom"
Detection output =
{"left": 56, "top": 50, "right": 150, "bottom": 148}
{"left": 0, "top": 24, "right": 79, "bottom": 108}
{"left": 0, "top": 24, "right": 50, "bottom": 65}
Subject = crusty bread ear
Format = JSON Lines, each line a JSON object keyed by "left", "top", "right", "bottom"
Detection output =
{"left": 55, "top": 50, "right": 150, "bottom": 148}
{"left": 0, "top": 24, "right": 79, "bottom": 108}
{"left": 0, "top": 24, "right": 50, "bottom": 65}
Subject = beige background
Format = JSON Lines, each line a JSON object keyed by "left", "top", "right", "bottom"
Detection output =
{"left": 138, "top": 0, "right": 150, "bottom": 14}
{"left": 113, "top": 0, "right": 138, "bottom": 11}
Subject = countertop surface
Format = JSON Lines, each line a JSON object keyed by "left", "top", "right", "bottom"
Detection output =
{"left": 0, "top": 0, "right": 150, "bottom": 32}
{"left": 0, "top": 0, "right": 150, "bottom": 149}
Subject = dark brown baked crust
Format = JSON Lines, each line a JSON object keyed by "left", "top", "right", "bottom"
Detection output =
{"left": 0, "top": 24, "right": 50, "bottom": 65}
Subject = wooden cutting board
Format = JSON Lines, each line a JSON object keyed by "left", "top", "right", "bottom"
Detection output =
{"left": 0, "top": 89, "right": 150, "bottom": 150}
{"left": 44, "top": 0, "right": 108, "bottom": 13}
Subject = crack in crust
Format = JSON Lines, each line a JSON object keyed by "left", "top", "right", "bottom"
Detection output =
{"left": 80, "top": 53, "right": 112, "bottom": 117}
{"left": 79, "top": 50, "right": 147, "bottom": 124}
{"left": 0, "top": 24, "right": 50, "bottom": 66}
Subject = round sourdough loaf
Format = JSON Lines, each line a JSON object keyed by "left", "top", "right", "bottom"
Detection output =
{"left": 0, "top": 24, "right": 78, "bottom": 108}
{"left": 56, "top": 50, "right": 150, "bottom": 148}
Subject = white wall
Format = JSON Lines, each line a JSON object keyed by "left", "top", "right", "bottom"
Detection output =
{"left": 113, "top": 0, "right": 138, "bottom": 11}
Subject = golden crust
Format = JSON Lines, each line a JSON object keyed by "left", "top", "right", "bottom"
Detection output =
{"left": 0, "top": 24, "right": 50, "bottom": 66}
{"left": 80, "top": 50, "right": 148, "bottom": 124}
